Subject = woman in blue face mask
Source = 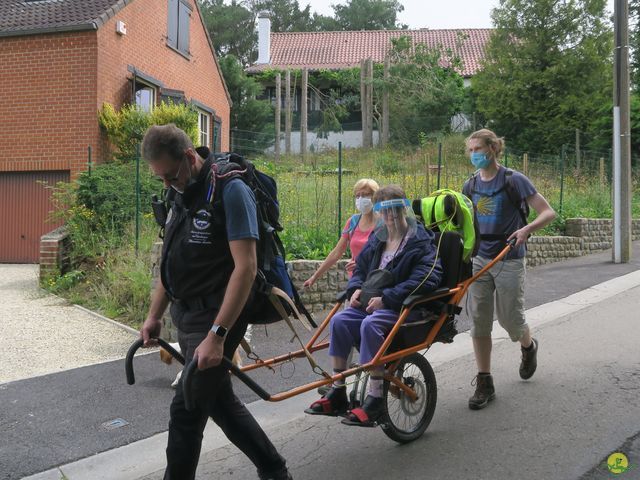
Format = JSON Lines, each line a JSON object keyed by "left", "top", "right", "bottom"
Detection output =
{"left": 304, "top": 178, "right": 379, "bottom": 287}
{"left": 461, "top": 129, "right": 557, "bottom": 411}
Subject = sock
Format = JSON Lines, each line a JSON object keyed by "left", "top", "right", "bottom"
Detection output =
{"left": 368, "top": 376, "right": 383, "bottom": 398}
{"left": 332, "top": 369, "right": 346, "bottom": 388}
{"left": 478, "top": 372, "right": 491, "bottom": 376}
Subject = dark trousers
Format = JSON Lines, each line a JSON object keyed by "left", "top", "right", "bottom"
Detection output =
{"left": 164, "top": 316, "right": 286, "bottom": 480}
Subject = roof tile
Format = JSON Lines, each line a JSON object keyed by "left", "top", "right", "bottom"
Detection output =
{"left": 248, "top": 29, "right": 492, "bottom": 77}
{"left": 0, "top": 0, "right": 127, "bottom": 37}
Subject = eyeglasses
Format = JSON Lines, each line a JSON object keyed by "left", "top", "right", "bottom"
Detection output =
{"left": 155, "top": 158, "right": 186, "bottom": 183}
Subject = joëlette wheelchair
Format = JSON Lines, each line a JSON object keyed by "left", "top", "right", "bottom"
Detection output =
{"left": 125, "top": 232, "right": 515, "bottom": 444}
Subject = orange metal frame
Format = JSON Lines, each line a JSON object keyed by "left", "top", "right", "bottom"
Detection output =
{"left": 240, "top": 244, "right": 513, "bottom": 402}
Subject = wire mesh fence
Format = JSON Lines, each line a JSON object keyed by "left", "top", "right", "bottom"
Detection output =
{"left": 98, "top": 135, "right": 639, "bottom": 260}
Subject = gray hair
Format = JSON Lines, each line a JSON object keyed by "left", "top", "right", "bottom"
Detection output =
{"left": 141, "top": 123, "right": 193, "bottom": 163}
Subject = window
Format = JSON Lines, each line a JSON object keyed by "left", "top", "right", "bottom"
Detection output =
{"left": 213, "top": 117, "right": 222, "bottom": 152}
{"left": 135, "top": 83, "right": 156, "bottom": 112}
{"left": 198, "top": 111, "right": 210, "bottom": 148}
{"left": 167, "top": 0, "right": 191, "bottom": 56}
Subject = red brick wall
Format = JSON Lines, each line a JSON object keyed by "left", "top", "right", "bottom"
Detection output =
{"left": 0, "top": 31, "right": 99, "bottom": 176}
{"left": 0, "top": 0, "right": 230, "bottom": 178}
{"left": 96, "top": 0, "right": 231, "bottom": 156}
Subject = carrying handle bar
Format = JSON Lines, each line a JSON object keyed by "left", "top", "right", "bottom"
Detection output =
{"left": 125, "top": 338, "right": 185, "bottom": 385}
{"left": 183, "top": 354, "right": 271, "bottom": 411}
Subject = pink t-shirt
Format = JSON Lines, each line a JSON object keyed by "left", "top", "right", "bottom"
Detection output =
{"left": 342, "top": 215, "right": 374, "bottom": 262}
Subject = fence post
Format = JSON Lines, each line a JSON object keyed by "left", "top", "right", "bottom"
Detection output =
{"left": 600, "top": 157, "right": 605, "bottom": 187}
{"left": 135, "top": 144, "right": 141, "bottom": 256}
{"left": 425, "top": 149, "right": 431, "bottom": 195}
{"left": 523, "top": 153, "right": 529, "bottom": 176}
{"left": 337, "top": 141, "right": 343, "bottom": 240}
{"left": 437, "top": 142, "right": 442, "bottom": 190}
{"left": 559, "top": 144, "right": 566, "bottom": 215}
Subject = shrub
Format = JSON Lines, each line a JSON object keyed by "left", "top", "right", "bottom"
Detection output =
{"left": 98, "top": 102, "right": 199, "bottom": 162}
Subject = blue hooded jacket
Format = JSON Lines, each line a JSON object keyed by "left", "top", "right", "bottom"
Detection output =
{"left": 347, "top": 223, "right": 443, "bottom": 312}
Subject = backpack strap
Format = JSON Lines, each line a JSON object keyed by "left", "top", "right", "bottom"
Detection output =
{"left": 346, "top": 214, "right": 362, "bottom": 237}
{"left": 503, "top": 169, "right": 530, "bottom": 226}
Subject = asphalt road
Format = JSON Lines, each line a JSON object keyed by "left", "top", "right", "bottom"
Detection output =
{"left": 4, "top": 242, "right": 639, "bottom": 480}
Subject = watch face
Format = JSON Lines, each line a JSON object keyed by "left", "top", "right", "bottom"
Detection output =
{"left": 212, "top": 325, "right": 227, "bottom": 337}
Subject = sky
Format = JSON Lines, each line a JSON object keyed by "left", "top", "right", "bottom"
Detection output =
{"left": 305, "top": 0, "right": 617, "bottom": 30}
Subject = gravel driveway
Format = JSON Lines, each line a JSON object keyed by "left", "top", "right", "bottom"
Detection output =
{"left": 0, "top": 265, "right": 137, "bottom": 384}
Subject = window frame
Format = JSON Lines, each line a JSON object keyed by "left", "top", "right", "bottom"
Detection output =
{"left": 134, "top": 80, "right": 156, "bottom": 112}
{"left": 198, "top": 110, "right": 210, "bottom": 148}
{"left": 167, "top": 0, "right": 192, "bottom": 58}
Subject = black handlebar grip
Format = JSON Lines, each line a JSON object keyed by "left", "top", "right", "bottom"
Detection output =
{"left": 125, "top": 337, "right": 186, "bottom": 385}
{"left": 125, "top": 338, "right": 144, "bottom": 385}
{"left": 183, "top": 355, "right": 271, "bottom": 411}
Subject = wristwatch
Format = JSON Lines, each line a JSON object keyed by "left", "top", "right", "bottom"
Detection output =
{"left": 210, "top": 324, "right": 228, "bottom": 339}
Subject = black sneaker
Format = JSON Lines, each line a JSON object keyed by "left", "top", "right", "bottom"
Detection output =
{"left": 519, "top": 338, "right": 538, "bottom": 380}
{"left": 468, "top": 374, "right": 495, "bottom": 410}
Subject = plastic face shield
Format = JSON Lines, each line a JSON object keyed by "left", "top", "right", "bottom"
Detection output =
{"left": 373, "top": 198, "right": 417, "bottom": 242}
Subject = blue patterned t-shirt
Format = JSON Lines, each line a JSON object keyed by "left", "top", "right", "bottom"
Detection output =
{"left": 463, "top": 167, "right": 536, "bottom": 260}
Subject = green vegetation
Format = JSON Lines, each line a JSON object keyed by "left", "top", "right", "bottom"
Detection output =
{"left": 471, "top": 0, "right": 613, "bottom": 152}
{"left": 45, "top": 138, "right": 640, "bottom": 329}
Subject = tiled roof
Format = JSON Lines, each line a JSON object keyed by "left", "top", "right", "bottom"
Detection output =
{"left": 247, "top": 28, "right": 492, "bottom": 77}
{"left": 0, "top": 0, "right": 131, "bottom": 37}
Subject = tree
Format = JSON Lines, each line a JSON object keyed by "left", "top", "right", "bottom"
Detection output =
{"left": 332, "top": 0, "right": 407, "bottom": 31}
{"left": 471, "top": 0, "right": 613, "bottom": 153}
{"left": 384, "top": 36, "right": 465, "bottom": 144}
{"left": 249, "top": 0, "right": 332, "bottom": 32}
{"left": 630, "top": 0, "right": 640, "bottom": 92}
{"left": 218, "top": 55, "right": 274, "bottom": 155}
{"left": 199, "top": 0, "right": 337, "bottom": 65}
{"left": 200, "top": 0, "right": 257, "bottom": 66}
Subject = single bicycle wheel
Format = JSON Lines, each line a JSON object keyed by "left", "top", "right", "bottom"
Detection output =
{"left": 380, "top": 352, "right": 437, "bottom": 443}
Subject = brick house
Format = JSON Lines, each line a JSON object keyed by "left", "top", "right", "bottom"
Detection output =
{"left": 0, "top": 0, "right": 231, "bottom": 263}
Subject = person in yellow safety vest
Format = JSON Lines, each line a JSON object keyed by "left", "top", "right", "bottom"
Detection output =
{"left": 412, "top": 189, "right": 478, "bottom": 263}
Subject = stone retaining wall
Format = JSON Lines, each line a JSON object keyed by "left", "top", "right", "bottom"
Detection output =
{"left": 147, "top": 218, "right": 639, "bottom": 336}
{"left": 527, "top": 219, "right": 640, "bottom": 268}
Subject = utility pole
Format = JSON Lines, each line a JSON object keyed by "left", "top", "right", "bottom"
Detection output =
{"left": 612, "top": 0, "right": 632, "bottom": 263}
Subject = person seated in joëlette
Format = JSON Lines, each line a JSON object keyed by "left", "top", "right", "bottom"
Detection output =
{"left": 305, "top": 184, "right": 443, "bottom": 427}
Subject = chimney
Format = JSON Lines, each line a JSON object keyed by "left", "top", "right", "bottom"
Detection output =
{"left": 257, "top": 11, "right": 271, "bottom": 64}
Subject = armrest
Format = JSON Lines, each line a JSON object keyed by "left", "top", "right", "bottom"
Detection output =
{"left": 402, "top": 287, "right": 451, "bottom": 307}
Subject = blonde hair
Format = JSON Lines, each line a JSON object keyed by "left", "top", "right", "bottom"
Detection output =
{"left": 353, "top": 178, "right": 380, "bottom": 196}
{"left": 465, "top": 129, "right": 505, "bottom": 161}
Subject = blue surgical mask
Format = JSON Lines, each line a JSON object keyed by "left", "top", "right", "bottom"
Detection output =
{"left": 470, "top": 152, "right": 491, "bottom": 169}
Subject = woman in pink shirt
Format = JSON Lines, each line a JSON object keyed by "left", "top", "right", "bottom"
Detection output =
{"left": 304, "top": 178, "right": 379, "bottom": 287}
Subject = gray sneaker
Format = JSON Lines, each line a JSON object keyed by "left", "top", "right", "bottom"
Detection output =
{"left": 468, "top": 374, "right": 495, "bottom": 410}
{"left": 520, "top": 338, "right": 538, "bottom": 380}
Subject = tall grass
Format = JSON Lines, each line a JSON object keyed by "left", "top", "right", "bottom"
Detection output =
{"left": 46, "top": 139, "right": 639, "bottom": 329}
{"left": 256, "top": 139, "right": 640, "bottom": 258}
